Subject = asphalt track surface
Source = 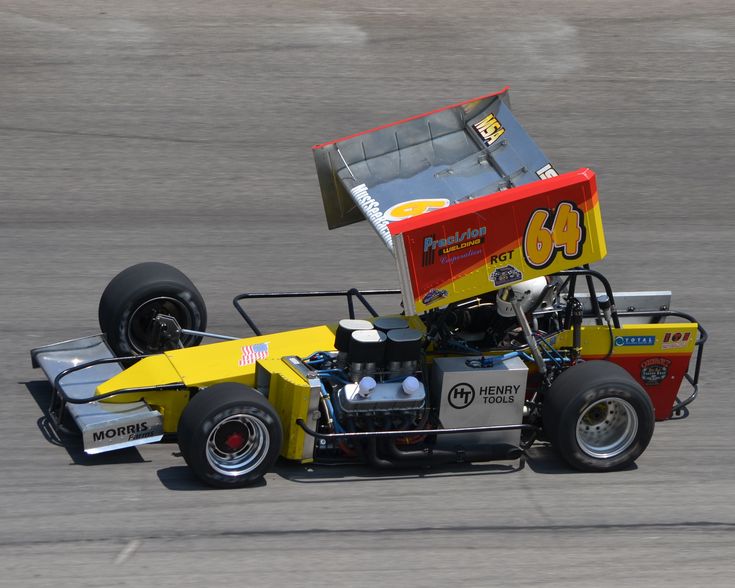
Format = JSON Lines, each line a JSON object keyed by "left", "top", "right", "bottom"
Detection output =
{"left": 2, "top": 1, "right": 734, "bottom": 586}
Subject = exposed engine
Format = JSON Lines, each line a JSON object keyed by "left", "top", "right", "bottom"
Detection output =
{"left": 329, "top": 318, "right": 427, "bottom": 430}
{"left": 304, "top": 310, "right": 533, "bottom": 466}
{"left": 298, "top": 317, "right": 431, "bottom": 464}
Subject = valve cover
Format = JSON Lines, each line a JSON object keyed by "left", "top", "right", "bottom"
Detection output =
{"left": 337, "top": 380, "right": 426, "bottom": 413}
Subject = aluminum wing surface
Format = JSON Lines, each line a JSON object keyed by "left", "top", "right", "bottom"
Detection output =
{"left": 312, "top": 88, "right": 557, "bottom": 252}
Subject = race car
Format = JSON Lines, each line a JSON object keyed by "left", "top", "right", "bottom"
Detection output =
{"left": 30, "top": 89, "right": 706, "bottom": 488}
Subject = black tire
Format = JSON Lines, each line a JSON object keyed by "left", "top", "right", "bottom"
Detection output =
{"left": 178, "top": 383, "right": 282, "bottom": 489}
{"left": 98, "top": 262, "right": 207, "bottom": 357}
{"left": 543, "top": 360, "right": 655, "bottom": 472}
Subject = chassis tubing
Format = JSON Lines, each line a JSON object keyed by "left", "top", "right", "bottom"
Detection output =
{"left": 299, "top": 420, "right": 535, "bottom": 468}
{"left": 363, "top": 438, "right": 522, "bottom": 469}
{"left": 297, "top": 419, "right": 538, "bottom": 440}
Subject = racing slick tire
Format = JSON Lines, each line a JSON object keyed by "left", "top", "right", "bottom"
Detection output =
{"left": 178, "top": 383, "right": 283, "bottom": 489}
{"left": 543, "top": 360, "right": 655, "bottom": 472}
{"left": 98, "top": 262, "right": 207, "bottom": 357}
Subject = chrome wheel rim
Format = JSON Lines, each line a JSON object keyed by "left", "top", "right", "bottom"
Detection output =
{"left": 127, "top": 296, "right": 192, "bottom": 353}
{"left": 206, "top": 414, "right": 270, "bottom": 477}
{"left": 576, "top": 397, "right": 638, "bottom": 459}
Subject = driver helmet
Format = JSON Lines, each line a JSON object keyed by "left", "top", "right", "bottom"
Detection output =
{"left": 496, "top": 277, "right": 549, "bottom": 318}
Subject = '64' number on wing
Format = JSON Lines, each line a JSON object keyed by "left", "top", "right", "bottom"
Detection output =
{"left": 523, "top": 201, "right": 586, "bottom": 269}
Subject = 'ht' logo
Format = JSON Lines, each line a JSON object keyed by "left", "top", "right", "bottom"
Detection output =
{"left": 448, "top": 383, "right": 475, "bottom": 409}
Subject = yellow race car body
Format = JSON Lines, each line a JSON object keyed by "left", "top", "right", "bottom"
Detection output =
{"left": 30, "top": 89, "right": 705, "bottom": 487}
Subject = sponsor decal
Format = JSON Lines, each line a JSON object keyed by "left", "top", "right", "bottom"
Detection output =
{"left": 448, "top": 382, "right": 475, "bottom": 409}
{"left": 479, "top": 384, "right": 520, "bottom": 404}
{"left": 490, "top": 264, "right": 523, "bottom": 287}
{"left": 239, "top": 342, "right": 269, "bottom": 367}
{"left": 662, "top": 331, "right": 692, "bottom": 349}
{"left": 439, "top": 248, "right": 482, "bottom": 266}
{"left": 92, "top": 422, "right": 153, "bottom": 443}
{"left": 422, "top": 226, "right": 487, "bottom": 266}
{"left": 614, "top": 335, "right": 656, "bottom": 347}
{"left": 536, "top": 163, "right": 559, "bottom": 180}
{"left": 349, "top": 184, "right": 392, "bottom": 244}
{"left": 384, "top": 198, "right": 450, "bottom": 222}
{"left": 473, "top": 112, "right": 505, "bottom": 147}
{"left": 640, "top": 357, "right": 671, "bottom": 386}
{"left": 422, "top": 288, "right": 448, "bottom": 306}
{"left": 489, "top": 249, "right": 514, "bottom": 264}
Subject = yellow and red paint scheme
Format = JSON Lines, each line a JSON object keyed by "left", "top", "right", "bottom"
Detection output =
{"left": 391, "top": 169, "right": 606, "bottom": 314}
{"left": 91, "top": 101, "right": 694, "bottom": 462}
{"left": 94, "top": 313, "right": 697, "bottom": 462}
{"left": 551, "top": 323, "right": 698, "bottom": 420}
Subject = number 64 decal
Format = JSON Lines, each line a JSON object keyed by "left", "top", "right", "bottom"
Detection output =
{"left": 523, "top": 201, "right": 586, "bottom": 269}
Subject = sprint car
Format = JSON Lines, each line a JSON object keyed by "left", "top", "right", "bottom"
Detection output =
{"left": 31, "top": 89, "right": 706, "bottom": 488}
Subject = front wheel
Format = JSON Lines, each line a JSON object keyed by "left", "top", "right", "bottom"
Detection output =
{"left": 543, "top": 360, "right": 655, "bottom": 472}
{"left": 178, "top": 383, "right": 283, "bottom": 488}
{"left": 98, "top": 262, "right": 207, "bottom": 357}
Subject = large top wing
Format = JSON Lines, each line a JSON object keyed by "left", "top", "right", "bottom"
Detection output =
{"left": 312, "top": 88, "right": 557, "bottom": 251}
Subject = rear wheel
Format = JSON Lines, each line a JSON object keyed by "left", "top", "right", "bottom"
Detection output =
{"left": 543, "top": 360, "right": 655, "bottom": 471}
{"left": 178, "top": 383, "right": 282, "bottom": 488}
{"left": 98, "top": 262, "right": 207, "bottom": 357}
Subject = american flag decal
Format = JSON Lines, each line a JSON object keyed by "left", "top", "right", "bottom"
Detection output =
{"left": 238, "top": 342, "right": 269, "bottom": 366}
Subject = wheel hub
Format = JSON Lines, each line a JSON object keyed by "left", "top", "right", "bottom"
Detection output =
{"left": 222, "top": 431, "right": 247, "bottom": 452}
{"left": 206, "top": 414, "right": 270, "bottom": 477}
{"left": 575, "top": 397, "right": 638, "bottom": 459}
{"left": 128, "top": 296, "right": 192, "bottom": 353}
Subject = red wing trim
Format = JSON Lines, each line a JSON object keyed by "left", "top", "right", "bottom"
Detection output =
{"left": 311, "top": 86, "right": 510, "bottom": 150}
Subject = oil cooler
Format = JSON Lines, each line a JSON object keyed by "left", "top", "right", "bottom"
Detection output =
{"left": 431, "top": 356, "right": 528, "bottom": 447}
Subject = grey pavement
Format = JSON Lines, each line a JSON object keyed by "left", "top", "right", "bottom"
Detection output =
{"left": 1, "top": 1, "right": 734, "bottom": 586}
